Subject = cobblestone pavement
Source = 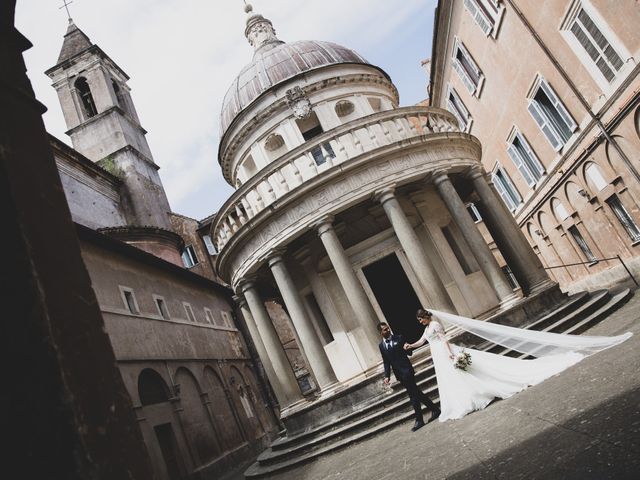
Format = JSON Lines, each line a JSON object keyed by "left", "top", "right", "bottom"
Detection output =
{"left": 229, "top": 289, "right": 640, "bottom": 480}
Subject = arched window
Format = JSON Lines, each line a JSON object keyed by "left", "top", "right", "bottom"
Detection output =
{"left": 74, "top": 77, "right": 97, "bottom": 118}
{"left": 138, "top": 369, "right": 170, "bottom": 405}
{"left": 585, "top": 163, "right": 608, "bottom": 191}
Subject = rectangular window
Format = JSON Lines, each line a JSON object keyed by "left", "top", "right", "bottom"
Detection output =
{"left": 568, "top": 225, "right": 597, "bottom": 261}
{"left": 181, "top": 245, "right": 199, "bottom": 268}
{"left": 204, "top": 308, "right": 215, "bottom": 325}
{"left": 492, "top": 165, "right": 522, "bottom": 211}
{"left": 447, "top": 86, "right": 472, "bottom": 132}
{"left": 154, "top": 296, "right": 170, "bottom": 319}
{"left": 565, "top": 4, "right": 624, "bottom": 83}
{"left": 463, "top": 0, "right": 504, "bottom": 37}
{"left": 528, "top": 78, "right": 577, "bottom": 151}
{"left": 119, "top": 286, "right": 139, "bottom": 315}
{"left": 220, "top": 311, "right": 234, "bottom": 329}
{"left": 310, "top": 142, "right": 336, "bottom": 166}
{"left": 606, "top": 195, "right": 640, "bottom": 242}
{"left": 452, "top": 38, "right": 483, "bottom": 96}
{"left": 507, "top": 129, "right": 545, "bottom": 186}
{"left": 202, "top": 235, "right": 217, "bottom": 255}
{"left": 501, "top": 265, "right": 519, "bottom": 290}
{"left": 183, "top": 302, "right": 196, "bottom": 322}
{"left": 467, "top": 203, "right": 482, "bottom": 223}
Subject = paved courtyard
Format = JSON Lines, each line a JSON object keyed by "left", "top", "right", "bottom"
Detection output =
{"left": 227, "top": 288, "right": 640, "bottom": 480}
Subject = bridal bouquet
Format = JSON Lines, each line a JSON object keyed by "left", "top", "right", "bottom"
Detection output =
{"left": 454, "top": 351, "right": 472, "bottom": 371}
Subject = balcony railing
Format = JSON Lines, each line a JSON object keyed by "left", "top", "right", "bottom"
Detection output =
{"left": 212, "top": 106, "right": 460, "bottom": 252}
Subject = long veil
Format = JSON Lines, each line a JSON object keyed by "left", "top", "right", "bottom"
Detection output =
{"left": 431, "top": 309, "right": 632, "bottom": 358}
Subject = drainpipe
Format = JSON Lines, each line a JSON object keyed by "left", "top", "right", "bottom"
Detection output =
{"left": 505, "top": 0, "right": 640, "bottom": 185}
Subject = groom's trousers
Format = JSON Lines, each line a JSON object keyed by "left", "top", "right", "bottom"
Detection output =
{"left": 399, "top": 372, "right": 437, "bottom": 422}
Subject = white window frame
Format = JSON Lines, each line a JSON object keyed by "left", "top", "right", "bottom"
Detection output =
{"left": 560, "top": 0, "right": 628, "bottom": 90}
{"left": 585, "top": 163, "right": 608, "bottom": 191}
{"left": 527, "top": 76, "right": 577, "bottom": 151}
{"left": 452, "top": 37, "right": 485, "bottom": 97}
{"left": 119, "top": 286, "right": 140, "bottom": 315}
{"left": 492, "top": 163, "right": 522, "bottom": 212}
{"left": 153, "top": 294, "right": 170, "bottom": 319}
{"left": 606, "top": 195, "right": 640, "bottom": 243}
{"left": 553, "top": 199, "right": 571, "bottom": 221}
{"left": 506, "top": 127, "right": 545, "bottom": 187}
{"left": 183, "top": 302, "right": 197, "bottom": 322}
{"left": 467, "top": 203, "right": 482, "bottom": 223}
{"left": 204, "top": 307, "right": 215, "bottom": 325}
{"left": 202, "top": 234, "right": 217, "bottom": 255}
{"left": 446, "top": 85, "right": 473, "bottom": 133}
{"left": 462, "top": 0, "right": 505, "bottom": 38}
{"left": 220, "top": 311, "right": 234, "bottom": 329}
{"left": 181, "top": 244, "right": 199, "bottom": 268}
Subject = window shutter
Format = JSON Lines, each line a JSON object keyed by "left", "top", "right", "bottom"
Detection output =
{"left": 501, "top": 167, "right": 522, "bottom": 204}
{"left": 463, "top": 0, "right": 493, "bottom": 35}
{"left": 539, "top": 81, "right": 577, "bottom": 132}
{"left": 458, "top": 41, "right": 482, "bottom": 81}
{"left": 452, "top": 58, "right": 476, "bottom": 94}
{"left": 507, "top": 144, "right": 535, "bottom": 186}
{"left": 447, "top": 98, "right": 467, "bottom": 131}
{"left": 518, "top": 132, "right": 544, "bottom": 177}
{"left": 492, "top": 173, "right": 515, "bottom": 211}
{"left": 528, "top": 100, "right": 563, "bottom": 151}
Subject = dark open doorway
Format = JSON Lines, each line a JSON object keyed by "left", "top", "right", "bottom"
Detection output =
{"left": 154, "top": 423, "right": 186, "bottom": 480}
{"left": 362, "top": 253, "right": 424, "bottom": 343}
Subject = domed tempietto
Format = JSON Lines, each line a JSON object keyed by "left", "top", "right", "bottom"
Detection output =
{"left": 213, "top": 5, "right": 556, "bottom": 436}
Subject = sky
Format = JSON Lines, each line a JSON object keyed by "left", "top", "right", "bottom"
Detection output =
{"left": 15, "top": 0, "right": 437, "bottom": 220}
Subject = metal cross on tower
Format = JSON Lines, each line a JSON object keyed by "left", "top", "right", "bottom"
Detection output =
{"left": 59, "top": 0, "right": 73, "bottom": 20}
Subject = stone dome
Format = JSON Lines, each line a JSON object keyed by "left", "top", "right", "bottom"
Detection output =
{"left": 220, "top": 39, "right": 370, "bottom": 135}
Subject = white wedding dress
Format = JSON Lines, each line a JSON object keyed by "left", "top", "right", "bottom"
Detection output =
{"left": 423, "top": 320, "right": 585, "bottom": 422}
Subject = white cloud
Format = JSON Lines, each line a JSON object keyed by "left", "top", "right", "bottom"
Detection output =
{"left": 15, "top": 0, "right": 434, "bottom": 220}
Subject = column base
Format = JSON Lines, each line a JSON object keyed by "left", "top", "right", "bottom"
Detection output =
{"left": 497, "top": 291, "right": 521, "bottom": 309}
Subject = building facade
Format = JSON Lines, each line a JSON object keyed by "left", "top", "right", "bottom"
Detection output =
{"left": 213, "top": 5, "right": 556, "bottom": 426}
{"left": 42, "top": 19, "right": 280, "bottom": 479}
{"left": 429, "top": 0, "right": 640, "bottom": 292}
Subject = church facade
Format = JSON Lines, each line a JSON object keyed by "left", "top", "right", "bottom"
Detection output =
{"left": 428, "top": 0, "right": 640, "bottom": 293}
{"left": 42, "top": 19, "right": 280, "bottom": 479}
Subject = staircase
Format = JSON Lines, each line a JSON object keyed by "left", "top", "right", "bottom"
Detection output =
{"left": 244, "top": 288, "right": 633, "bottom": 478}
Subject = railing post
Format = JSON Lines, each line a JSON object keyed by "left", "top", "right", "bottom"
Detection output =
{"left": 617, "top": 255, "right": 639, "bottom": 286}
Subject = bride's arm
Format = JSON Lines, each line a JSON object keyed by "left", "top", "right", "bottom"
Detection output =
{"left": 434, "top": 321, "right": 456, "bottom": 359}
{"left": 405, "top": 337, "right": 427, "bottom": 349}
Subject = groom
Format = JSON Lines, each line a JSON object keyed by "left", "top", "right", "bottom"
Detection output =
{"left": 378, "top": 322, "right": 440, "bottom": 431}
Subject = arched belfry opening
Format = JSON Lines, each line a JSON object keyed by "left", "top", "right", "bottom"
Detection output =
{"left": 74, "top": 77, "right": 97, "bottom": 118}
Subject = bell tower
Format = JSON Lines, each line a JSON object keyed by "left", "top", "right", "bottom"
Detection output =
{"left": 46, "top": 19, "right": 172, "bottom": 229}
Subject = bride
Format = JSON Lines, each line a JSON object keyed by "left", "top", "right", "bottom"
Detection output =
{"left": 403, "top": 308, "right": 631, "bottom": 422}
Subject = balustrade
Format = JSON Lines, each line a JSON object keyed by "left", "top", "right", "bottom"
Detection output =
{"left": 212, "top": 106, "right": 459, "bottom": 251}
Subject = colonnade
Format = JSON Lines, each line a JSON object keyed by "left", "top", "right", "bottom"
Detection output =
{"left": 234, "top": 166, "right": 552, "bottom": 408}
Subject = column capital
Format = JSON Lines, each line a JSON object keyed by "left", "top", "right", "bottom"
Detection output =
{"left": 238, "top": 277, "right": 257, "bottom": 294}
{"left": 466, "top": 164, "right": 488, "bottom": 181}
{"left": 431, "top": 169, "right": 450, "bottom": 187}
{"left": 232, "top": 294, "right": 248, "bottom": 309}
{"left": 313, "top": 215, "right": 335, "bottom": 237}
{"left": 266, "top": 249, "right": 287, "bottom": 268}
{"left": 372, "top": 185, "right": 397, "bottom": 205}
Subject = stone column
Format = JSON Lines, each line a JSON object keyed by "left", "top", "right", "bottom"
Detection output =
{"left": 432, "top": 170, "right": 516, "bottom": 303}
{"left": 239, "top": 280, "right": 302, "bottom": 406}
{"left": 267, "top": 253, "right": 337, "bottom": 389}
{"left": 314, "top": 217, "right": 380, "bottom": 345}
{"left": 233, "top": 294, "right": 282, "bottom": 406}
{"left": 467, "top": 165, "right": 552, "bottom": 294}
{"left": 374, "top": 187, "right": 454, "bottom": 312}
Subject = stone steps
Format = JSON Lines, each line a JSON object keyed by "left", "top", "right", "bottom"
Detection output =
{"left": 244, "top": 288, "right": 633, "bottom": 478}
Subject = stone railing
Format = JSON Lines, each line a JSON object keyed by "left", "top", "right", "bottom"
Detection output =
{"left": 212, "top": 106, "right": 459, "bottom": 252}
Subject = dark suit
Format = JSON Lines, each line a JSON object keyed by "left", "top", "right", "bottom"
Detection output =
{"left": 380, "top": 334, "right": 437, "bottom": 423}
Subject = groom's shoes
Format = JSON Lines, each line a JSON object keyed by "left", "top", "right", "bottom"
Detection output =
{"left": 429, "top": 408, "right": 441, "bottom": 422}
{"left": 411, "top": 420, "right": 426, "bottom": 432}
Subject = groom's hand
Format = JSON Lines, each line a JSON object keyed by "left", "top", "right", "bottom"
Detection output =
{"left": 383, "top": 377, "right": 390, "bottom": 385}
{"left": 403, "top": 343, "right": 411, "bottom": 350}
